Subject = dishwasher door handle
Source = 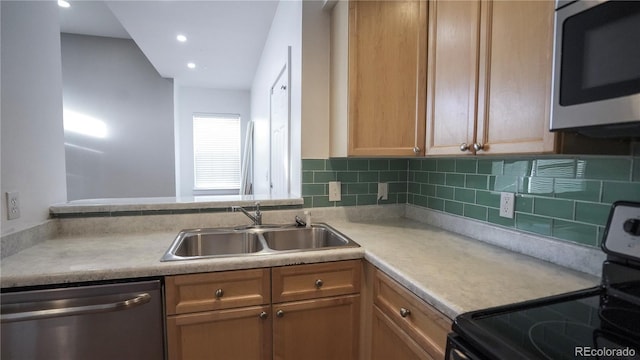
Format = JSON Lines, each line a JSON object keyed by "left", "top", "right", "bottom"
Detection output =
{"left": 1, "top": 292, "right": 151, "bottom": 323}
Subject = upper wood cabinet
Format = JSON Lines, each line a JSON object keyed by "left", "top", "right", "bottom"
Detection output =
{"left": 347, "top": 0, "right": 428, "bottom": 156}
{"left": 425, "top": 0, "right": 556, "bottom": 155}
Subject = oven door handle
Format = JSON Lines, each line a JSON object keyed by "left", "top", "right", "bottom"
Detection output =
{"left": 0, "top": 292, "right": 151, "bottom": 323}
{"left": 451, "top": 348, "right": 471, "bottom": 360}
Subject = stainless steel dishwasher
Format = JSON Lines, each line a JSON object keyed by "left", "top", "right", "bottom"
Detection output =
{"left": 0, "top": 279, "right": 164, "bottom": 360}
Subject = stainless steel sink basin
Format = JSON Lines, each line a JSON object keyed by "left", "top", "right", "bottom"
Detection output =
{"left": 161, "top": 223, "right": 359, "bottom": 261}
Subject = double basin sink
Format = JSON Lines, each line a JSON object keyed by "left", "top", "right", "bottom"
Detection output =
{"left": 161, "top": 223, "right": 359, "bottom": 261}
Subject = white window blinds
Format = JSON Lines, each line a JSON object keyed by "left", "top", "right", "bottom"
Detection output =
{"left": 193, "top": 114, "right": 241, "bottom": 190}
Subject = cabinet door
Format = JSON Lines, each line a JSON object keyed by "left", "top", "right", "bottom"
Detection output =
{"left": 273, "top": 295, "right": 360, "bottom": 360}
{"left": 348, "top": 0, "right": 427, "bottom": 156}
{"left": 371, "top": 305, "right": 433, "bottom": 360}
{"left": 476, "top": 0, "right": 556, "bottom": 154}
{"left": 166, "top": 305, "right": 272, "bottom": 360}
{"left": 425, "top": 0, "right": 481, "bottom": 156}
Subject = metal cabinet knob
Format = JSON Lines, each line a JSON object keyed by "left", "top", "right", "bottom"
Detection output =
{"left": 459, "top": 143, "right": 470, "bottom": 152}
{"left": 413, "top": 146, "right": 421, "bottom": 154}
{"left": 473, "top": 143, "right": 484, "bottom": 152}
{"left": 215, "top": 289, "right": 224, "bottom": 298}
{"left": 399, "top": 308, "right": 411, "bottom": 318}
{"left": 259, "top": 311, "right": 268, "bottom": 320}
{"left": 276, "top": 310, "right": 284, "bottom": 318}
{"left": 315, "top": 279, "right": 324, "bottom": 289}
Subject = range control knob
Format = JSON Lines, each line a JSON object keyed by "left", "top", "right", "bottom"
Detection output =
{"left": 623, "top": 218, "right": 640, "bottom": 236}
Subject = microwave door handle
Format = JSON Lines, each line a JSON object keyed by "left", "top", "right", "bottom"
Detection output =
{"left": 0, "top": 292, "right": 151, "bottom": 323}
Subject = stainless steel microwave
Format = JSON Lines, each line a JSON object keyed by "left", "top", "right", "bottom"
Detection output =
{"left": 550, "top": 0, "right": 640, "bottom": 137}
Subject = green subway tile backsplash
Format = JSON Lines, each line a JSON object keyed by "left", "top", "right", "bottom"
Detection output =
{"left": 302, "top": 156, "right": 640, "bottom": 247}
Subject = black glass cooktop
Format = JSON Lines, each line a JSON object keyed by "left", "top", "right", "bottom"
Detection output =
{"left": 453, "top": 286, "right": 640, "bottom": 360}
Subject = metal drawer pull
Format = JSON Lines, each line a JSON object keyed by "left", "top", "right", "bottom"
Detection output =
{"left": 473, "top": 143, "right": 485, "bottom": 152}
{"left": 215, "top": 289, "right": 224, "bottom": 298}
{"left": 276, "top": 310, "right": 284, "bottom": 318}
{"left": 259, "top": 311, "right": 268, "bottom": 319}
{"left": 315, "top": 279, "right": 324, "bottom": 289}
{"left": 459, "top": 143, "right": 469, "bottom": 152}
{"left": 1, "top": 293, "right": 151, "bottom": 323}
{"left": 399, "top": 307, "right": 411, "bottom": 318}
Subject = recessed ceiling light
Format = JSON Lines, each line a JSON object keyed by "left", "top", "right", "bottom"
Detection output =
{"left": 187, "top": 62, "right": 196, "bottom": 69}
{"left": 176, "top": 34, "right": 187, "bottom": 42}
{"left": 58, "top": 0, "right": 71, "bottom": 8}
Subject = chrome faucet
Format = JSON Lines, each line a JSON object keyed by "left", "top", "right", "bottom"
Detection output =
{"left": 231, "top": 203, "right": 262, "bottom": 226}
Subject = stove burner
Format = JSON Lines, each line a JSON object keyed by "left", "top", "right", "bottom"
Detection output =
{"left": 599, "top": 308, "right": 640, "bottom": 337}
{"left": 528, "top": 321, "right": 597, "bottom": 360}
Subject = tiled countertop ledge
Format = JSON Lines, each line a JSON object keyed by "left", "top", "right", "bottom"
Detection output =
{"left": 0, "top": 205, "right": 599, "bottom": 319}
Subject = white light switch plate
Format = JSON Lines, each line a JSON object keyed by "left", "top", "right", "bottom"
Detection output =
{"left": 500, "top": 192, "right": 515, "bottom": 219}
{"left": 328, "top": 181, "right": 341, "bottom": 202}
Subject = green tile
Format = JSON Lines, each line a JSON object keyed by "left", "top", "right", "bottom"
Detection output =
{"left": 357, "top": 194, "right": 378, "bottom": 205}
{"left": 326, "top": 158, "right": 348, "bottom": 171}
{"left": 464, "top": 204, "right": 487, "bottom": 221}
{"left": 390, "top": 159, "right": 408, "bottom": 171}
{"left": 490, "top": 176, "right": 519, "bottom": 192}
{"left": 408, "top": 182, "right": 421, "bottom": 194}
{"left": 516, "top": 213, "right": 552, "bottom": 236}
{"left": 380, "top": 171, "right": 399, "bottom": 182}
{"left": 398, "top": 171, "right": 408, "bottom": 182}
{"left": 413, "top": 194, "right": 429, "bottom": 208}
{"left": 422, "top": 159, "right": 438, "bottom": 171}
{"left": 476, "top": 190, "right": 500, "bottom": 208}
{"left": 454, "top": 188, "right": 475, "bottom": 203}
{"left": 314, "top": 171, "right": 336, "bottom": 183}
{"left": 379, "top": 194, "right": 398, "bottom": 205}
{"left": 302, "top": 184, "right": 325, "bottom": 196}
{"left": 302, "top": 171, "right": 314, "bottom": 184}
{"left": 437, "top": 159, "right": 455, "bottom": 172}
{"left": 370, "top": 159, "right": 389, "bottom": 170}
{"left": 535, "top": 159, "right": 575, "bottom": 178}
{"left": 312, "top": 196, "right": 334, "bottom": 207}
{"left": 488, "top": 208, "right": 515, "bottom": 227}
{"left": 520, "top": 177, "right": 554, "bottom": 197}
{"left": 478, "top": 160, "right": 504, "bottom": 175}
{"left": 446, "top": 173, "right": 465, "bottom": 187}
{"left": 409, "top": 159, "right": 422, "bottom": 171}
{"left": 581, "top": 157, "right": 631, "bottom": 181}
{"left": 455, "top": 159, "right": 477, "bottom": 174}
{"left": 515, "top": 195, "right": 534, "bottom": 213}
{"left": 347, "top": 183, "right": 369, "bottom": 195}
{"left": 554, "top": 179, "right": 601, "bottom": 202}
{"left": 302, "top": 159, "right": 325, "bottom": 171}
{"left": 359, "top": 171, "right": 379, "bottom": 182}
{"left": 633, "top": 158, "right": 640, "bottom": 182}
{"left": 602, "top": 181, "right": 640, "bottom": 203}
{"left": 429, "top": 172, "right": 446, "bottom": 185}
{"left": 337, "top": 195, "right": 357, "bottom": 207}
{"left": 421, "top": 184, "right": 436, "bottom": 197}
{"left": 303, "top": 197, "right": 313, "bottom": 208}
{"left": 348, "top": 159, "right": 369, "bottom": 171}
{"left": 436, "top": 186, "right": 454, "bottom": 200}
{"left": 552, "top": 220, "right": 598, "bottom": 246}
{"left": 428, "top": 197, "right": 445, "bottom": 211}
{"left": 445, "top": 201, "right": 464, "bottom": 216}
{"left": 575, "top": 202, "right": 611, "bottom": 226}
{"left": 337, "top": 171, "right": 358, "bottom": 182}
{"left": 397, "top": 193, "right": 407, "bottom": 204}
{"left": 465, "top": 175, "right": 488, "bottom": 190}
{"left": 533, "top": 197, "right": 574, "bottom": 220}
{"left": 415, "top": 171, "right": 429, "bottom": 184}
{"left": 369, "top": 183, "right": 379, "bottom": 194}
{"left": 504, "top": 160, "right": 532, "bottom": 176}
{"left": 390, "top": 182, "right": 407, "bottom": 193}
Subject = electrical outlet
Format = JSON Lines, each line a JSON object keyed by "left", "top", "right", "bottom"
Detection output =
{"left": 6, "top": 192, "right": 20, "bottom": 220}
{"left": 328, "top": 181, "right": 341, "bottom": 202}
{"left": 500, "top": 192, "right": 515, "bottom": 219}
{"left": 377, "top": 183, "right": 388, "bottom": 200}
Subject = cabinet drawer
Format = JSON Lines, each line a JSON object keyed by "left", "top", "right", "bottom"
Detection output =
{"left": 272, "top": 260, "right": 361, "bottom": 303}
{"left": 373, "top": 270, "right": 451, "bottom": 360}
{"left": 165, "top": 268, "right": 270, "bottom": 315}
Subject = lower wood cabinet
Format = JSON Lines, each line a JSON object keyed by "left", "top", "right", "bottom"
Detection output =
{"left": 371, "top": 305, "right": 432, "bottom": 360}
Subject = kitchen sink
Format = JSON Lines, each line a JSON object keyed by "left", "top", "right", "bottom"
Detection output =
{"left": 161, "top": 223, "right": 359, "bottom": 261}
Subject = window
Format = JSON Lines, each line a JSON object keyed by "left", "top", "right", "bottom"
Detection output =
{"left": 193, "top": 114, "right": 241, "bottom": 191}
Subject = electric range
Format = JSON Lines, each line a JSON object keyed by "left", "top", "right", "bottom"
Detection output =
{"left": 446, "top": 201, "right": 640, "bottom": 360}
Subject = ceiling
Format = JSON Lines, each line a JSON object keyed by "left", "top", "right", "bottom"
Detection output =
{"left": 59, "top": 1, "right": 280, "bottom": 90}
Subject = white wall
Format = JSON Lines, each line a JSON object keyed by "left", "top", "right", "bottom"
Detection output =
{"left": 175, "top": 86, "right": 251, "bottom": 196}
{"left": 329, "top": 0, "right": 349, "bottom": 157}
{"left": 251, "top": 0, "right": 302, "bottom": 197}
{"left": 61, "top": 34, "right": 175, "bottom": 200}
{"left": 1, "top": 1, "right": 67, "bottom": 235}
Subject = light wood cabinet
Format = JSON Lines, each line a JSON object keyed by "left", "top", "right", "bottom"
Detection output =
{"left": 347, "top": 0, "right": 427, "bottom": 156}
{"left": 371, "top": 269, "right": 451, "bottom": 360}
{"left": 425, "top": 0, "right": 556, "bottom": 155}
{"left": 272, "top": 260, "right": 361, "bottom": 360}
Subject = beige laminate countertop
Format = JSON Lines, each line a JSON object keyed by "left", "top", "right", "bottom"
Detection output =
{"left": 0, "top": 217, "right": 599, "bottom": 319}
